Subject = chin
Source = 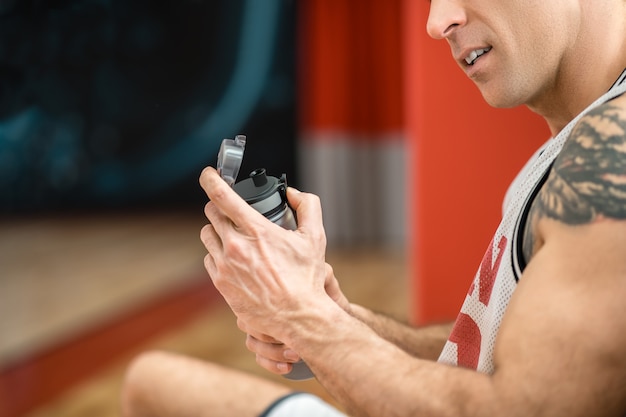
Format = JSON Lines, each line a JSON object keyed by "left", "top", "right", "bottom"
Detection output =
{"left": 479, "top": 87, "right": 524, "bottom": 109}
{"left": 475, "top": 74, "right": 535, "bottom": 109}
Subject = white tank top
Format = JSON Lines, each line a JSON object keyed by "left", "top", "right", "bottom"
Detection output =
{"left": 437, "top": 71, "right": 626, "bottom": 373}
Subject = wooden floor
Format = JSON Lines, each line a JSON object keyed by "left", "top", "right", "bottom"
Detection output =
{"left": 0, "top": 211, "right": 409, "bottom": 417}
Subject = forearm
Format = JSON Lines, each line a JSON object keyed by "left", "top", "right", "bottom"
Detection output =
{"left": 287, "top": 301, "right": 498, "bottom": 417}
{"left": 348, "top": 303, "right": 453, "bottom": 361}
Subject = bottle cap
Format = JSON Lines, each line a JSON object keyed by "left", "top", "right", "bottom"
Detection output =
{"left": 217, "top": 135, "right": 246, "bottom": 187}
{"left": 233, "top": 169, "right": 287, "bottom": 217}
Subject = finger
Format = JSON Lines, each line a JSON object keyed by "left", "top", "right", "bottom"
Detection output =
{"left": 203, "top": 201, "right": 236, "bottom": 237}
{"left": 255, "top": 353, "right": 292, "bottom": 376}
{"left": 203, "top": 252, "right": 216, "bottom": 281}
{"left": 200, "top": 224, "right": 224, "bottom": 282}
{"left": 236, "top": 317, "right": 248, "bottom": 333}
{"left": 199, "top": 167, "right": 265, "bottom": 229}
{"left": 200, "top": 223, "right": 222, "bottom": 253}
{"left": 246, "top": 334, "right": 301, "bottom": 363}
{"left": 237, "top": 319, "right": 282, "bottom": 344}
{"left": 286, "top": 188, "right": 325, "bottom": 241}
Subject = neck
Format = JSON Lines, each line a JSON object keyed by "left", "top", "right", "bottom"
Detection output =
{"left": 526, "top": 2, "right": 626, "bottom": 136}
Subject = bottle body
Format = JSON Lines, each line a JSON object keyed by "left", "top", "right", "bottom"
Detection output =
{"left": 268, "top": 204, "right": 297, "bottom": 230}
{"left": 232, "top": 169, "right": 314, "bottom": 381}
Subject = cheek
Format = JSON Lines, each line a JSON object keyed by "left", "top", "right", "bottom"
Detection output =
{"left": 490, "top": 28, "right": 560, "bottom": 102}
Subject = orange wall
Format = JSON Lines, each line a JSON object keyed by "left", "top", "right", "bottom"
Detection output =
{"left": 404, "top": 1, "right": 550, "bottom": 324}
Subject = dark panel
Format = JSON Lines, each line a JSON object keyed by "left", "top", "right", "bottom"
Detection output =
{"left": 0, "top": 0, "right": 297, "bottom": 212}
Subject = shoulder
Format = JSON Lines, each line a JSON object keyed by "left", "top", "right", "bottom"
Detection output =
{"left": 521, "top": 95, "right": 626, "bottom": 261}
{"left": 549, "top": 94, "right": 626, "bottom": 223}
{"left": 564, "top": 93, "right": 626, "bottom": 164}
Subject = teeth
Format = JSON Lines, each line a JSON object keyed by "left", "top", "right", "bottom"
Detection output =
{"left": 465, "top": 47, "right": 491, "bottom": 65}
{"left": 465, "top": 50, "right": 478, "bottom": 65}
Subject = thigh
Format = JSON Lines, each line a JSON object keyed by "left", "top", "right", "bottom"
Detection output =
{"left": 122, "top": 351, "right": 293, "bottom": 417}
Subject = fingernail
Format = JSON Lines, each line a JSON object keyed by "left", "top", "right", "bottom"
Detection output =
{"left": 277, "top": 362, "right": 290, "bottom": 373}
{"left": 284, "top": 349, "right": 300, "bottom": 362}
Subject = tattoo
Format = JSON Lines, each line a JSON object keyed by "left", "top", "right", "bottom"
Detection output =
{"left": 523, "top": 101, "right": 626, "bottom": 261}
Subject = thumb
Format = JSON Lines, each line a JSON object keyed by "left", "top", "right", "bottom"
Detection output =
{"left": 286, "top": 187, "right": 325, "bottom": 235}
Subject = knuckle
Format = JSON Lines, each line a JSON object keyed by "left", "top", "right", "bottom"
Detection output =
{"left": 203, "top": 202, "right": 212, "bottom": 217}
{"left": 210, "top": 183, "right": 228, "bottom": 201}
{"left": 317, "top": 232, "right": 327, "bottom": 248}
{"left": 247, "top": 222, "right": 264, "bottom": 237}
{"left": 199, "top": 224, "right": 212, "bottom": 244}
{"left": 254, "top": 353, "right": 267, "bottom": 367}
{"left": 223, "top": 237, "right": 245, "bottom": 256}
{"left": 245, "top": 335, "right": 256, "bottom": 352}
{"left": 308, "top": 192, "right": 322, "bottom": 206}
{"left": 236, "top": 318, "right": 247, "bottom": 332}
{"left": 203, "top": 254, "right": 213, "bottom": 271}
{"left": 239, "top": 218, "right": 266, "bottom": 239}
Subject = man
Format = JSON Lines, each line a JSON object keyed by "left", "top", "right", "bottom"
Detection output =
{"left": 121, "top": 0, "right": 626, "bottom": 415}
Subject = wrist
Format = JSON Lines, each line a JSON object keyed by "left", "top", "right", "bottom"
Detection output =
{"left": 283, "top": 297, "right": 352, "bottom": 353}
{"left": 348, "top": 303, "right": 374, "bottom": 323}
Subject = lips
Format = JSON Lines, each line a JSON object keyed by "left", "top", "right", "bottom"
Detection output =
{"left": 464, "top": 47, "right": 492, "bottom": 65}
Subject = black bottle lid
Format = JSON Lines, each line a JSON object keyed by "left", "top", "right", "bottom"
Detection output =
{"left": 232, "top": 169, "right": 288, "bottom": 218}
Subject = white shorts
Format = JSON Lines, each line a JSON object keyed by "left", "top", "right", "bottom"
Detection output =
{"left": 260, "top": 392, "right": 347, "bottom": 417}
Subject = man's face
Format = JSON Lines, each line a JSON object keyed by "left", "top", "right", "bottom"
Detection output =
{"left": 426, "top": 0, "right": 580, "bottom": 109}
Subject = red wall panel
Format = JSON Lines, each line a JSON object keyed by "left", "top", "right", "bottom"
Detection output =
{"left": 298, "top": 0, "right": 403, "bottom": 137}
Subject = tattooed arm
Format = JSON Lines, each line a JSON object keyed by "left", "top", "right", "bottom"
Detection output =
{"left": 511, "top": 94, "right": 626, "bottom": 414}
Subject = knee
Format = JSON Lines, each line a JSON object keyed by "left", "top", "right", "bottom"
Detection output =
{"left": 120, "top": 350, "right": 170, "bottom": 417}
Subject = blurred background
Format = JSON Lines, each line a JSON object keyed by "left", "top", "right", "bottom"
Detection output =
{"left": 0, "top": 0, "right": 297, "bottom": 213}
{"left": 0, "top": 0, "right": 548, "bottom": 416}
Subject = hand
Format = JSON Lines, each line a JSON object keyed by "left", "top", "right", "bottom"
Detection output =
{"left": 238, "top": 263, "right": 352, "bottom": 375}
{"left": 237, "top": 318, "right": 301, "bottom": 375}
{"left": 199, "top": 167, "right": 330, "bottom": 342}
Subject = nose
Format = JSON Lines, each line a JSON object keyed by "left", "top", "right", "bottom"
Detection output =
{"left": 426, "top": 0, "right": 467, "bottom": 40}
